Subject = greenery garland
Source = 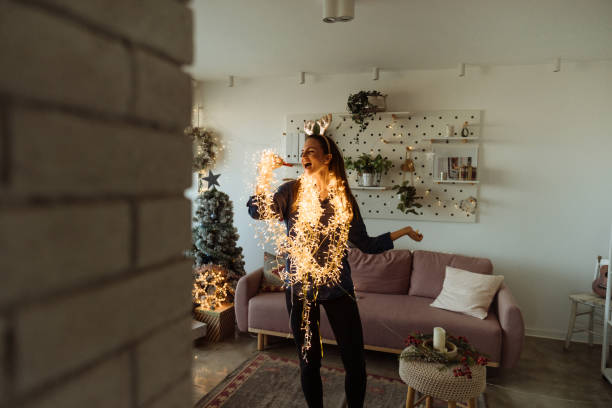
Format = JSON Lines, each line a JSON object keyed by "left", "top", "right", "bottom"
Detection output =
{"left": 400, "top": 332, "right": 489, "bottom": 379}
{"left": 185, "top": 126, "right": 220, "bottom": 172}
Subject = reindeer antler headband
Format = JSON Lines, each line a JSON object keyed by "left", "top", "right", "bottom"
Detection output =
{"left": 304, "top": 114, "right": 332, "bottom": 153}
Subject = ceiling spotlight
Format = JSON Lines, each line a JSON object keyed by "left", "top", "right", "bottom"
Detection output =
{"left": 323, "top": 0, "right": 354, "bottom": 23}
{"left": 458, "top": 63, "right": 466, "bottom": 77}
{"left": 323, "top": 0, "right": 338, "bottom": 23}
{"left": 336, "top": 0, "right": 355, "bottom": 22}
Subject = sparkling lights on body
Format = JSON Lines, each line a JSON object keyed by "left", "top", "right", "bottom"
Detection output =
{"left": 252, "top": 150, "right": 353, "bottom": 357}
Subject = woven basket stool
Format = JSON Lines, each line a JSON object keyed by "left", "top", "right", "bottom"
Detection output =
{"left": 399, "top": 359, "right": 485, "bottom": 408}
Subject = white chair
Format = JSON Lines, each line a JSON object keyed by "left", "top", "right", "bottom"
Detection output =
{"left": 564, "top": 257, "right": 610, "bottom": 350}
{"left": 602, "top": 226, "right": 612, "bottom": 384}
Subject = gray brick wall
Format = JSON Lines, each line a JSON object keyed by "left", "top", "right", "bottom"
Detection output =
{"left": 0, "top": 0, "right": 194, "bottom": 406}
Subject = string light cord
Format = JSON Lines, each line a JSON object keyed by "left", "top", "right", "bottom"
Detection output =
{"left": 252, "top": 150, "right": 353, "bottom": 358}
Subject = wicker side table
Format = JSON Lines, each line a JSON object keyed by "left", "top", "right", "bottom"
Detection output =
{"left": 399, "top": 358, "right": 485, "bottom": 408}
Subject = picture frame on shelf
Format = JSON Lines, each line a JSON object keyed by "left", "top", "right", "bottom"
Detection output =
{"left": 432, "top": 145, "right": 479, "bottom": 182}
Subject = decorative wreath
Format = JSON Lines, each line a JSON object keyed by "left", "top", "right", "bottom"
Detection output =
{"left": 185, "top": 126, "right": 220, "bottom": 173}
{"left": 400, "top": 332, "right": 489, "bottom": 379}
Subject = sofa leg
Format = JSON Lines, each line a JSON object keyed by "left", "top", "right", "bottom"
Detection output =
{"left": 257, "top": 333, "right": 266, "bottom": 351}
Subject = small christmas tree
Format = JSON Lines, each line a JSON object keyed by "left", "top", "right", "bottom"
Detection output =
{"left": 190, "top": 174, "right": 245, "bottom": 310}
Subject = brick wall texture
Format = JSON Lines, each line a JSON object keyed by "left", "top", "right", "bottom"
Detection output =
{"left": 0, "top": 0, "right": 194, "bottom": 406}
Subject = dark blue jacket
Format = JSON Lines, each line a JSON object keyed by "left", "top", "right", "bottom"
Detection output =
{"left": 247, "top": 180, "right": 393, "bottom": 300}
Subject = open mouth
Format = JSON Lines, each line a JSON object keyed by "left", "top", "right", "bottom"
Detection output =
{"left": 304, "top": 162, "right": 312, "bottom": 169}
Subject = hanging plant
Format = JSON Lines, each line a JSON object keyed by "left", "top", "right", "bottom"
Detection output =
{"left": 347, "top": 90, "right": 385, "bottom": 133}
{"left": 185, "top": 126, "right": 221, "bottom": 173}
{"left": 393, "top": 181, "right": 423, "bottom": 215}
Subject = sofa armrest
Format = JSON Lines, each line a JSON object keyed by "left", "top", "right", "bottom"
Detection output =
{"left": 235, "top": 268, "right": 263, "bottom": 332}
{"left": 494, "top": 283, "right": 525, "bottom": 368}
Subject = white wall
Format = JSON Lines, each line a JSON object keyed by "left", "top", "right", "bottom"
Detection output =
{"left": 191, "top": 61, "right": 612, "bottom": 340}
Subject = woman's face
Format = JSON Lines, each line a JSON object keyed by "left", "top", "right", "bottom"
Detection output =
{"left": 301, "top": 138, "right": 331, "bottom": 176}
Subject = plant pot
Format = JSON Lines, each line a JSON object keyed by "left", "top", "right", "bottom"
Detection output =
{"left": 367, "top": 95, "right": 386, "bottom": 112}
{"left": 359, "top": 172, "right": 376, "bottom": 187}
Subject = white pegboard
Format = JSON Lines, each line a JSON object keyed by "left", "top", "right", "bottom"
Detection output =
{"left": 281, "top": 111, "right": 482, "bottom": 223}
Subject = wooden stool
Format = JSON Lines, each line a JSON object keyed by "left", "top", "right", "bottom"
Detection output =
{"left": 405, "top": 386, "right": 476, "bottom": 407}
{"left": 399, "top": 359, "right": 485, "bottom": 408}
{"left": 564, "top": 293, "right": 607, "bottom": 350}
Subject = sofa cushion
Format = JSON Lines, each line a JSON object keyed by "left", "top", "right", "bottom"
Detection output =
{"left": 348, "top": 249, "right": 412, "bottom": 294}
{"left": 409, "top": 250, "right": 493, "bottom": 298}
{"left": 430, "top": 266, "right": 504, "bottom": 319}
{"left": 261, "top": 251, "right": 286, "bottom": 292}
{"left": 249, "top": 292, "right": 290, "bottom": 333}
{"left": 355, "top": 292, "right": 502, "bottom": 363}
{"left": 248, "top": 290, "right": 336, "bottom": 339}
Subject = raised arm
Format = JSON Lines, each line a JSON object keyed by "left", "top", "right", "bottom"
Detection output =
{"left": 246, "top": 152, "right": 290, "bottom": 220}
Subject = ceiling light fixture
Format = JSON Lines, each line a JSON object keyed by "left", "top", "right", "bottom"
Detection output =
{"left": 372, "top": 67, "right": 379, "bottom": 80}
{"left": 323, "top": 0, "right": 354, "bottom": 23}
{"left": 458, "top": 63, "right": 466, "bottom": 77}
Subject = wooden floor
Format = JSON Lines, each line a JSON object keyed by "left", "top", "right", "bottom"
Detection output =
{"left": 192, "top": 333, "right": 612, "bottom": 407}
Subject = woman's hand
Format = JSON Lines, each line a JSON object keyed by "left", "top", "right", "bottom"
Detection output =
{"left": 390, "top": 226, "right": 423, "bottom": 242}
{"left": 405, "top": 226, "right": 423, "bottom": 242}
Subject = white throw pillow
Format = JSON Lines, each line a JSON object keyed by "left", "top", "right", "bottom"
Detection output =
{"left": 430, "top": 266, "right": 504, "bottom": 319}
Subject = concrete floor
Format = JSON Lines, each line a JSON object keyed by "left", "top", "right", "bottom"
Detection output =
{"left": 192, "top": 332, "right": 612, "bottom": 407}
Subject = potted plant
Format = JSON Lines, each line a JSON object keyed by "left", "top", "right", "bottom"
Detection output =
{"left": 347, "top": 90, "right": 386, "bottom": 132}
{"left": 392, "top": 181, "right": 423, "bottom": 215}
{"left": 344, "top": 153, "right": 393, "bottom": 187}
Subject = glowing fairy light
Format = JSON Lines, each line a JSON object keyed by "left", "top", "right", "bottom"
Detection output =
{"left": 192, "top": 265, "right": 233, "bottom": 310}
{"left": 251, "top": 150, "right": 353, "bottom": 358}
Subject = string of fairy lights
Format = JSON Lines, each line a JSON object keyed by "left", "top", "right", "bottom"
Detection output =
{"left": 251, "top": 150, "right": 353, "bottom": 359}
{"left": 192, "top": 265, "right": 233, "bottom": 310}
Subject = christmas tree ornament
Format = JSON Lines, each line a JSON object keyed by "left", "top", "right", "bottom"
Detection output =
{"left": 203, "top": 170, "right": 221, "bottom": 189}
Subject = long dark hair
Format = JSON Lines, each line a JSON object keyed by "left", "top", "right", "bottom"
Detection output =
{"left": 291, "top": 134, "right": 356, "bottom": 220}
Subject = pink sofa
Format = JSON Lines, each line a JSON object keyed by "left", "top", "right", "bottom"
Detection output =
{"left": 235, "top": 249, "right": 524, "bottom": 368}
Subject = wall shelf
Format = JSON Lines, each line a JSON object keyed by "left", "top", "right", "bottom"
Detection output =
{"left": 425, "top": 137, "right": 479, "bottom": 143}
{"left": 350, "top": 186, "right": 392, "bottom": 190}
{"left": 285, "top": 109, "right": 482, "bottom": 223}
{"left": 435, "top": 180, "right": 479, "bottom": 185}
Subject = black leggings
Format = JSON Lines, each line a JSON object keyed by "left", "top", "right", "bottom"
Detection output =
{"left": 285, "top": 289, "right": 367, "bottom": 408}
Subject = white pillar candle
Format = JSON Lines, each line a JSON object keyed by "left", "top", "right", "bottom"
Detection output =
{"left": 433, "top": 327, "right": 446, "bottom": 352}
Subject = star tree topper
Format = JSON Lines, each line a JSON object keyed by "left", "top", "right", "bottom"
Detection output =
{"left": 203, "top": 170, "right": 221, "bottom": 189}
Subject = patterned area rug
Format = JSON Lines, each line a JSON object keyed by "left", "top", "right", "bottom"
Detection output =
{"left": 195, "top": 353, "right": 488, "bottom": 408}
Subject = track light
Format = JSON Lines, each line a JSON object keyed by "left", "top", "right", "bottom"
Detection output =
{"left": 372, "top": 67, "right": 379, "bottom": 80}
{"left": 299, "top": 71, "right": 305, "bottom": 85}
{"left": 228, "top": 75, "right": 234, "bottom": 87}
{"left": 323, "top": 0, "right": 354, "bottom": 23}
{"left": 553, "top": 57, "right": 561, "bottom": 72}
{"left": 336, "top": 0, "right": 355, "bottom": 22}
{"left": 458, "top": 63, "right": 466, "bottom": 77}
{"left": 323, "top": 0, "right": 338, "bottom": 23}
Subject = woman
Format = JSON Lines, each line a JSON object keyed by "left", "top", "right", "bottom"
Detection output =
{"left": 247, "top": 114, "right": 423, "bottom": 408}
